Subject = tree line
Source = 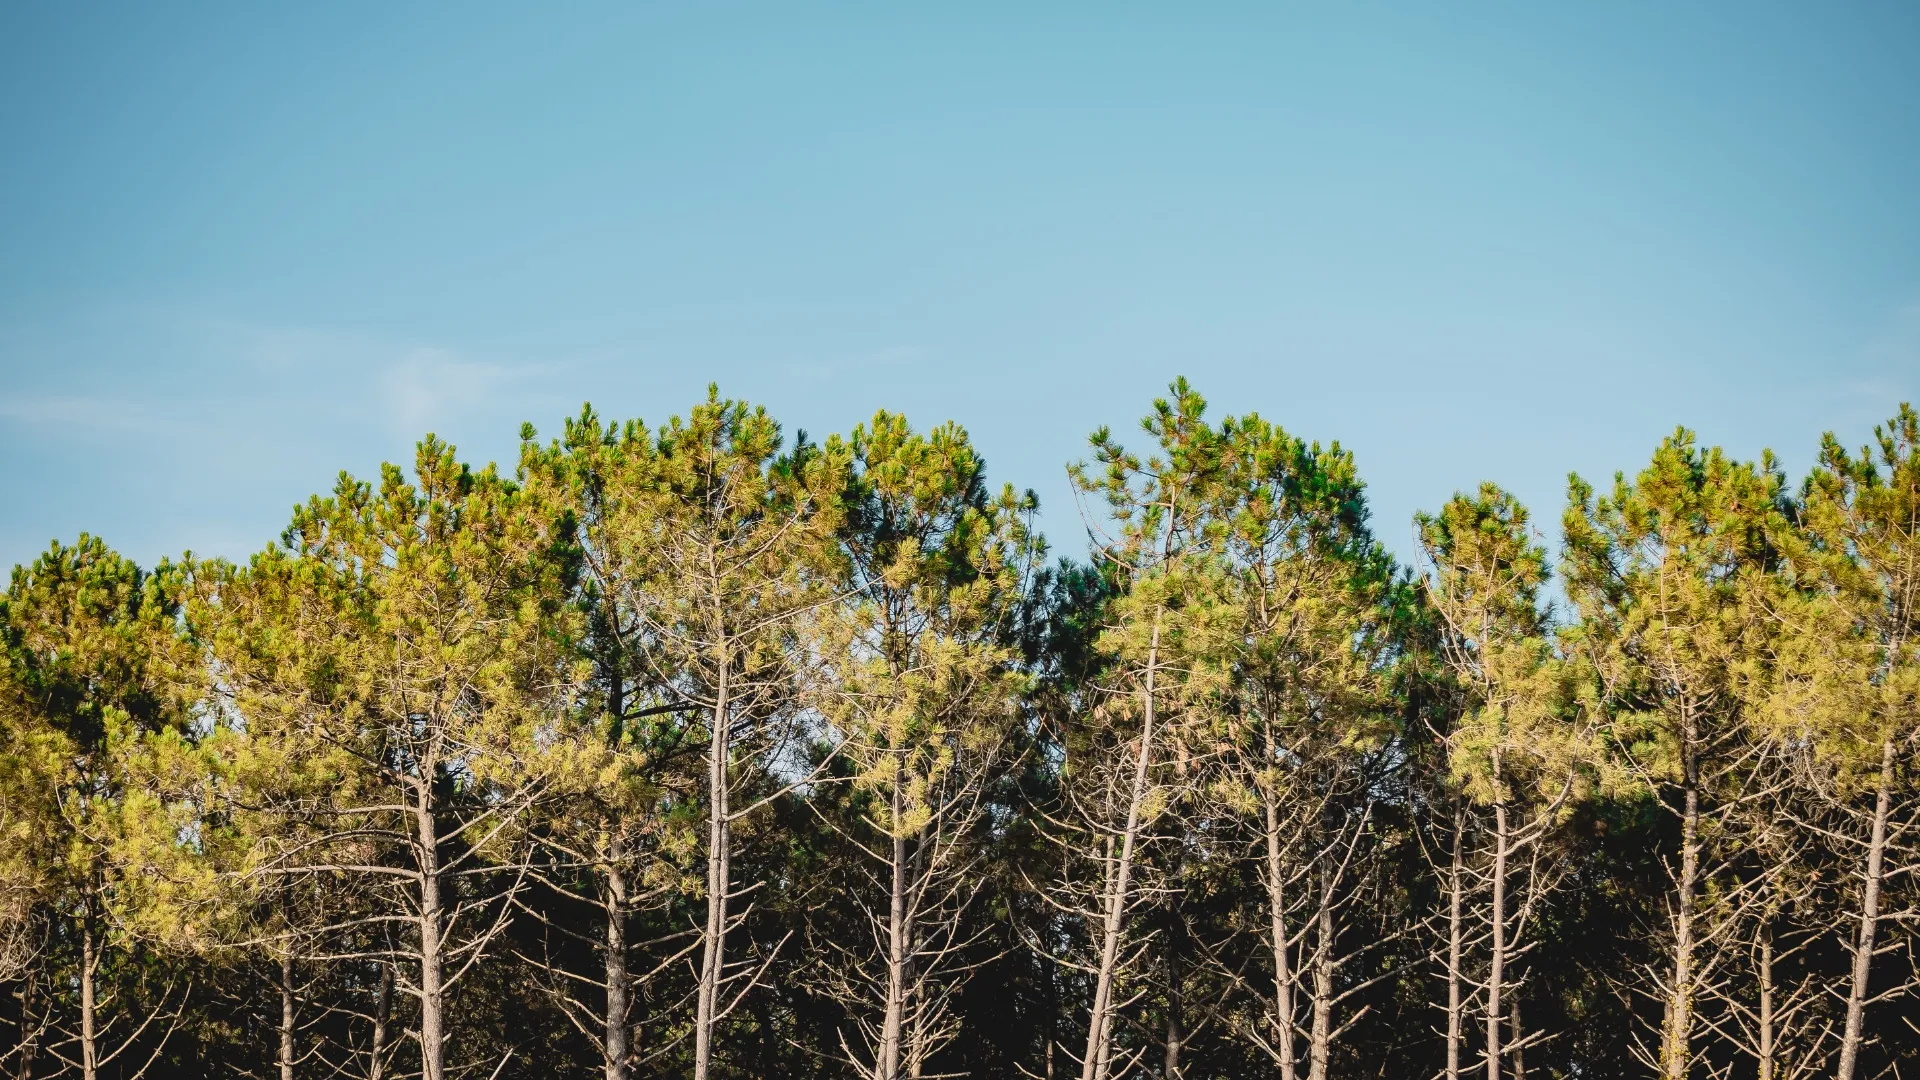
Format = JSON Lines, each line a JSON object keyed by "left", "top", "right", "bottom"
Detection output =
{"left": 1, "top": 379, "right": 1915, "bottom": 1080}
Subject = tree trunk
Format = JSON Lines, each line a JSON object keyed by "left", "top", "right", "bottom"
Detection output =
{"left": 604, "top": 839, "right": 631, "bottom": 1080}
{"left": 1756, "top": 918, "right": 1774, "bottom": 1080}
{"left": 1836, "top": 737, "right": 1896, "bottom": 1080}
{"left": 1508, "top": 996, "right": 1524, "bottom": 1080}
{"left": 1093, "top": 838, "right": 1118, "bottom": 1080}
{"left": 369, "top": 961, "right": 392, "bottom": 1080}
{"left": 279, "top": 953, "right": 297, "bottom": 1080}
{"left": 1662, "top": 745, "right": 1700, "bottom": 1080}
{"left": 602, "top": 668, "right": 633, "bottom": 1080}
{"left": 80, "top": 897, "right": 96, "bottom": 1080}
{"left": 1486, "top": 762, "right": 1508, "bottom": 1080}
{"left": 1096, "top": 1011, "right": 1114, "bottom": 1080}
{"left": 1265, "top": 794, "right": 1298, "bottom": 1080}
{"left": 881, "top": 773, "right": 909, "bottom": 1080}
{"left": 904, "top": 834, "right": 932, "bottom": 1080}
{"left": 1045, "top": 923, "right": 1059, "bottom": 1080}
{"left": 1446, "top": 804, "right": 1465, "bottom": 1080}
{"left": 14, "top": 963, "right": 40, "bottom": 1080}
{"left": 1163, "top": 936, "right": 1183, "bottom": 1079}
{"left": 694, "top": 660, "right": 731, "bottom": 1080}
{"left": 1080, "top": 616, "right": 1161, "bottom": 1080}
{"left": 415, "top": 793, "right": 446, "bottom": 1080}
{"left": 1306, "top": 871, "right": 1334, "bottom": 1080}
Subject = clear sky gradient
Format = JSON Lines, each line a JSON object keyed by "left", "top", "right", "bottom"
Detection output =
{"left": 3, "top": 4, "right": 1917, "bottom": 572}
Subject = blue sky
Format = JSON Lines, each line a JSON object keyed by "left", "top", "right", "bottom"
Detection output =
{"left": 3, "top": 4, "right": 1917, "bottom": 573}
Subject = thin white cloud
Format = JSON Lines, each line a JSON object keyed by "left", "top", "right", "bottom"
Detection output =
{"left": 381, "top": 349, "right": 530, "bottom": 435}
{"left": 5, "top": 306, "right": 572, "bottom": 451}
{"left": 191, "top": 315, "right": 360, "bottom": 371}
{"left": 0, "top": 396, "right": 160, "bottom": 434}
{"left": 149, "top": 308, "right": 556, "bottom": 436}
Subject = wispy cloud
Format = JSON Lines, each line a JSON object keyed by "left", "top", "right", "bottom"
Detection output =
{"left": 153, "top": 309, "right": 557, "bottom": 435}
{"left": 3, "top": 306, "right": 571, "bottom": 452}
{"left": 0, "top": 395, "right": 162, "bottom": 434}
{"left": 381, "top": 349, "right": 540, "bottom": 434}
{"left": 175, "top": 313, "right": 379, "bottom": 373}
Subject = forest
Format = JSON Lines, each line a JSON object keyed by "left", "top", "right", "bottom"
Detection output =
{"left": 1, "top": 378, "right": 1915, "bottom": 1080}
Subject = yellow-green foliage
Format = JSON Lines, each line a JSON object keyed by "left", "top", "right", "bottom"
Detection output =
{"left": 205, "top": 435, "right": 588, "bottom": 905}
{"left": 1068, "top": 379, "right": 1231, "bottom": 767}
{"left": 0, "top": 536, "right": 207, "bottom": 952}
{"left": 817, "top": 410, "right": 1033, "bottom": 839}
{"left": 1420, "top": 484, "right": 1589, "bottom": 812}
{"left": 1788, "top": 405, "right": 1920, "bottom": 788}
{"left": 1211, "top": 410, "right": 1401, "bottom": 805}
{"left": 1561, "top": 429, "right": 1788, "bottom": 797}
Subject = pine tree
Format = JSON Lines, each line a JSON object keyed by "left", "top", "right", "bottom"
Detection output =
{"left": 529, "top": 389, "right": 848, "bottom": 1080}
{"left": 1562, "top": 431, "right": 1790, "bottom": 1080}
{"left": 1793, "top": 404, "right": 1920, "bottom": 1080}
{"left": 520, "top": 407, "right": 712, "bottom": 1080}
{"left": 0, "top": 537, "right": 202, "bottom": 1080}
{"left": 206, "top": 439, "right": 585, "bottom": 1080}
{"left": 1202, "top": 413, "right": 1402, "bottom": 1080}
{"left": 1051, "top": 378, "right": 1229, "bottom": 1080}
{"left": 1419, "top": 484, "right": 1589, "bottom": 1080}
{"left": 805, "top": 410, "right": 1036, "bottom": 1079}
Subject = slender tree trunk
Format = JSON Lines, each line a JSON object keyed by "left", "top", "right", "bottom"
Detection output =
{"left": 415, "top": 792, "right": 446, "bottom": 1080}
{"left": 1161, "top": 834, "right": 1186, "bottom": 1080}
{"left": 603, "top": 668, "right": 633, "bottom": 1080}
{"left": 694, "top": 659, "right": 731, "bottom": 1080}
{"left": 881, "top": 773, "right": 908, "bottom": 1080}
{"left": 1306, "top": 868, "right": 1334, "bottom": 1080}
{"left": 604, "top": 837, "right": 631, "bottom": 1080}
{"left": 1080, "top": 617, "right": 1161, "bottom": 1080}
{"left": 1045, "top": 922, "right": 1059, "bottom": 1080}
{"left": 1837, "top": 737, "right": 1896, "bottom": 1080}
{"left": 369, "top": 961, "right": 392, "bottom": 1080}
{"left": 1094, "top": 839, "right": 1118, "bottom": 1080}
{"left": 1265, "top": 794, "right": 1298, "bottom": 1080}
{"left": 1508, "top": 996, "right": 1524, "bottom": 1080}
{"left": 14, "top": 963, "right": 40, "bottom": 1080}
{"left": 80, "top": 896, "right": 96, "bottom": 1080}
{"left": 1663, "top": 747, "right": 1700, "bottom": 1080}
{"left": 279, "top": 953, "right": 297, "bottom": 1080}
{"left": 1163, "top": 935, "right": 1183, "bottom": 1079}
{"left": 1044, "top": 972, "right": 1059, "bottom": 1076}
{"left": 1446, "top": 804, "right": 1466, "bottom": 1080}
{"left": 1487, "top": 762, "right": 1508, "bottom": 1080}
{"left": 905, "top": 836, "right": 930, "bottom": 1080}
{"left": 1756, "top": 919, "right": 1774, "bottom": 1080}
